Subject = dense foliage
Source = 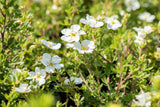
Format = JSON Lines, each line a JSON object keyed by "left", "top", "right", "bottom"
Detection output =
{"left": 0, "top": 0, "right": 160, "bottom": 106}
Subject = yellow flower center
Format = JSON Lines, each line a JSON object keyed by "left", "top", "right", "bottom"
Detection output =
{"left": 36, "top": 74, "right": 40, "bottom": 79}
{"left": 111, "top": 21, "right": 115, "bottom": 25}
{"left": 49, "top": 62, "right": 54, "bottom": 66}
{"left": 155, "top": 52, "right": 160, "bottom": 57}
{"left": 142, "top": 30, "right": 146, "bottom": 34}
{"left": 70, "top": 32, "right": 76, "bottom": 37}
{"left": 129, "top": 2, "right": 132, "bottom": 6}
{"left": 82, "top": 46, "right": 88, "bottom": 50}
{"left": 137, "top": 38, "right": 142, "bottom": 41}
{"left": 47, "top": 43, "right": 52, "bottom": 47}
{"left": 144, "top": 16, "right": 148, "bottom": 20}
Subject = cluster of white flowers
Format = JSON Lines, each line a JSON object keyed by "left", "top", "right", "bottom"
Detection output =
{"left": 133, "top": 26, "right": 153, "bottom": 46}
{"left": 60, "top": 14, "right": 123, "bottom": 54}
{"left": 61, "top": 24, "right": 95, "bottom": 54}
{"left": 13, "top": 38, "right": 64, "bottom": 93}
{"left": 138, "top": 12, "right": 155, "bottom": 22}
{"left": 133, "top": 91, "right": 151, "bottom": 107}
{"left": 125, "top": 0, "right": 140, "bottom": 12}
{"left": 10, "top": 69, "right": 32, "bottom": 93}
{"left": 64, "top": 77, "right": 82, "bottom": 85}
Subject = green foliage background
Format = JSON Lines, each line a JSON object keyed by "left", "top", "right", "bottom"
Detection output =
{"left": 0, "top": 0, "right": 160, "bottom": 106}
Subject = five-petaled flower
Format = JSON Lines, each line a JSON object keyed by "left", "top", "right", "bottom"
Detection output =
{"left": 125, "top": 0, "right": 140, "bottom": 12}
{"left": 61, "top": 24, "right": 86, "bottom": 43}
{"left": 41, "top": 39, "right": 61, "bottom": 50}
{"left": 15, "top": 84, "right": 31, "bottom": 93}
{"left": 133, "top": 26, "right": 153, "bottom": 38}
{"left": 134, "top": 35, "right": 145, "bottom": 46}
{"left": 26, "top": 67, "right": 46, "bottom": 86}
{"left": 138, "top": 12, "right": 155, "bottom": 22}
{"left": 104, "top": 16, "right": 122, "bottom": 30}
{"left": 74, "top": 40, "right": 95, "bottom": 54}
{"left": 133, "top": 91, "right": 151, "bottom": 107}
{"left": 41, "top": 53, "right": 64, "bottom": 73}
{"left": 154, "top": 47, "right": 160, "bottom": 59}
{"left": 80, "top": 14, "right": 104, "bottom": 28}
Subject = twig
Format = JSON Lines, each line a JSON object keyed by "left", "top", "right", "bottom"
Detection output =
{"left": 131, "top": 78, "right": 137, "bottom": 92}
{"left": 116, "top": 72, "right": 132, "bottom": 93}
{"left": 107, "top": 75, "right": 110, "bottom": 91}
{"left": 116, "top": 50, "right": 122, "bottom": 93}
{"left": 94, "top": 50, "right": 114, "bottom": 65}
{"left": 78, "top": 69, "right": 93, "bottom": 92}
{"left": 84, "top": 54, "right": 92, "bottom": 75}
{"left": 71, "top": 0, "right": 77, "bottom": 24}
{"left": 156, "top": 99, "right": 160, "bottom": 106}
{"left": 0, "top": 8, "right": 6, "bottom": 52}
{"left": 139, "top": 47, "right": 142, "bottom": 58}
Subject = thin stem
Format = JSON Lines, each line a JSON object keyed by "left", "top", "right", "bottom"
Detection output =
{"left": 107, "top": 75, "right": 110, "bottom": 91}
{"left": 84, "top": 54, "right": 92, "bottom": 75}
{"left": 116, "top": 50, "right": 122, "bottom": 93}
{"left": 131, "top": 47, "right": 142, "bottom": 91}
{"left": 78, "top": 69, "right": 93, "bottom": 92}
{"left": 94, "top": 50, "right": 114, "bottom": 65}
{"left": 139, "top": 47, "right": 142, "bottom": 58}
{"left": 116, "top": 72, "right": 132, "bottom": 93}
{"left": 156, "top": 99, "right": 160, "bottom": 106}
{"left": 0, "top": 8, "right": 6, "bottom": 52}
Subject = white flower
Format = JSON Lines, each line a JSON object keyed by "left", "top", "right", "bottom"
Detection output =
{"left": 52, "top": 5, "right": 58, "bottom": 10}
{"left": 64, "top": 77, "right": 82, "bottom": 84}
{"left": 41, "top": 39, "right": 61, "bottom": 50}
{"left": 133, "top": 91, "right": 151, "bottom": 107}
{"left": 154, "top": 47, "right": 160, "bottom": 59}
{"left": 138, "top": 12, "right": 155, "bottom": 22}
{"left": 15, "top": 84, "right": 31, "bottom": 93}
{"left": 104, "top": 17, "right": 122, "bottom": 30}
{"left": 159, "top": 21, "right": 160, "bottom": 25}
{"left": 26, "top": 67, "right": 46, "bottom": 86}
{"left": 110, "top": 15, "right": 119, "bottom": 19}
{"left": 41, "top": 53, "right": 64, "bottom": 73}
{"left": 66, "top": 43, "right": 76, "bottom": 49}
{"left": 120, "top": 10, "right": 125, "bottom": 16}
{"left": 80, "top": 14, "right": 104, "bottom": 28}
{"left": 133, "top": 26, "right": 153, "bottom": 38}
{"left": 61, "top": 25, "right": 86, "bottom": 43}
{"left": 157, "top": 48, "right": 160, "bottom": 52}
{"left": 74, "top": 40, "right": 95, "bottom": 54}
{"left": 125, "top": 0, "right": 140, "bottom": 12}
{"left": 134, "top": 35, "right": 145, "bottom": 46}
{"left": 10, "top": 69, "right": 22, "bottom": 81}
